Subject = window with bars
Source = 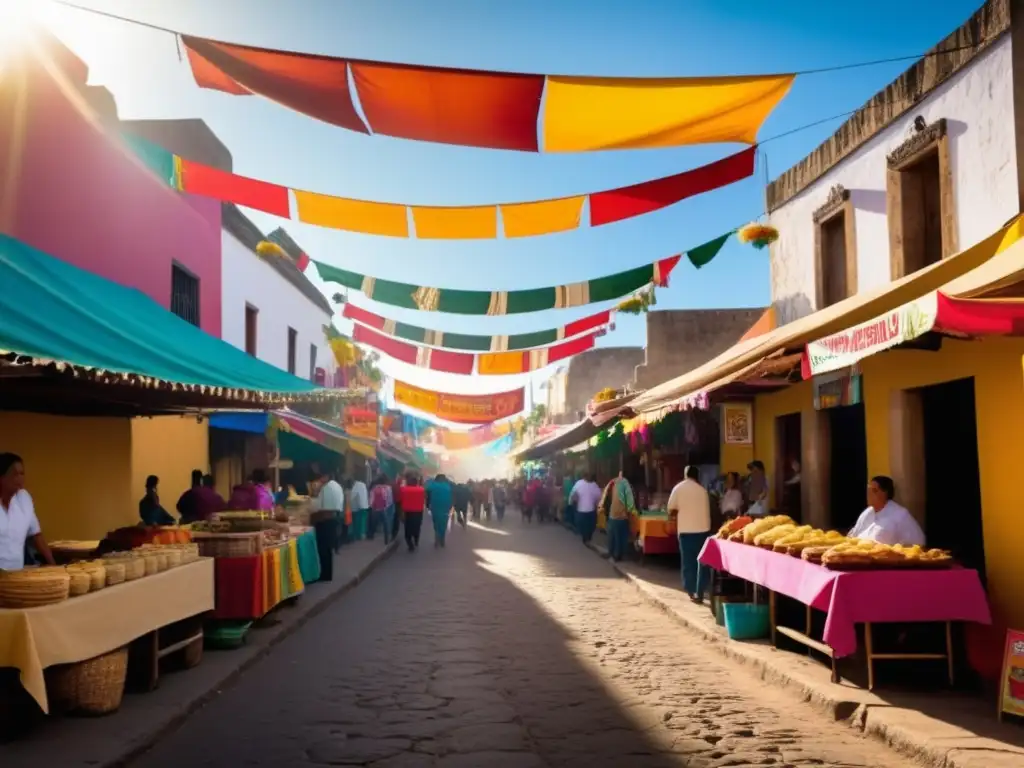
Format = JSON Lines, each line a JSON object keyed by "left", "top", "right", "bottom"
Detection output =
{"left": 287, "top": 328, "right": 297, "bottom": 374}
{"left": 170, "top": 264, "right": 200, "bottom": 327}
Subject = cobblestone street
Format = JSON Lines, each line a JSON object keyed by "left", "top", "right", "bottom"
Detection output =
{"left": 134, "top": 519, "right": 916, "bottom": 768}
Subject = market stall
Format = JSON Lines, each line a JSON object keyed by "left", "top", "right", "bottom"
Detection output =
{"left": 189, "top": 514, "right": 319, "bottom": 621}
{"left": 0, "top": 553, "right": 213, "bottom": 719}
{"left": 700, "top": 517, "right": 991, "bottom": 687}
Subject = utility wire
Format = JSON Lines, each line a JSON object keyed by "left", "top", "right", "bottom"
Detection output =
{"left": 51, "top": 0, "right": 986, "bottom": 79}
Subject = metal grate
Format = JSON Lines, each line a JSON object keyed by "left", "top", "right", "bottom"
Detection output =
{"left": 171, "top": 264, "right": 200, "bottom": 327}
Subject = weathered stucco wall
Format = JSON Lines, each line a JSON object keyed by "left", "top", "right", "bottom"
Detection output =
{"left": 562, "top": 347, "right": 645, "bottom": 419}
{"left": 635, "top": 309, "right": 767, "bottom": 390}
{"left": 769, "top": 34, "right": 1017, "bottom": 322}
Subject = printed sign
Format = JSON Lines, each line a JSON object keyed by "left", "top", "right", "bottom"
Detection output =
{"left": 999, "top": 629, "right": 1024, "bottom": 720}
{"left": 805, "top": 292, "right": 939, "bottom": 377}
{"left": 722, "top": 402, "right": 752, "bottom": 445}
{"left": 393, "top": 379, "right": 525, "bottom": 425}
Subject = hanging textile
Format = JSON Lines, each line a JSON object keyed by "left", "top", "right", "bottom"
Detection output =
{"left": 393, "top": 380, "right": 525, "bottom": 424}
{"left": 180, "top": 35, "right": 792, "bottom": 152}
{"left": 315, "top": 255, "right": 681, "bottom": 316}
{"left": 343, "top": 303, "right": 612, "bottom": 352}
{"left": 351, "top": 323, "right": 597, "bottom": 375}
{"left": 131, "top": 133, "right": 754, "bottom": 239}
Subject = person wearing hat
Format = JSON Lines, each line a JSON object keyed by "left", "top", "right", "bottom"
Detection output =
{"left": 746, "top": 460, "right": 769, "bottom": 517}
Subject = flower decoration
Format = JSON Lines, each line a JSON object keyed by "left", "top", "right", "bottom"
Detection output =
{"left": 737, "top": 223, "right": 779, "bottom": 250}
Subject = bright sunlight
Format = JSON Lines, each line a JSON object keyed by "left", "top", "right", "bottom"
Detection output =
{"left": 0, "top": 0, "right": 39, "bottom": 58}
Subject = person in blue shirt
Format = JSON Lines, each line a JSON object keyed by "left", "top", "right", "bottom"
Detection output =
{"left": 425, "top": 474, "right": 454, "bottom": 548}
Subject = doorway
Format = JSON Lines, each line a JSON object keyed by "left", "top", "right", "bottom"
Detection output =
{"left": 828, "top": 402, "right": 868, "bottom": 531}
{"left": 775, "top": 412, "right": 802, "bottom": 521}
{"left": 919, "top": 377, "right": 985, "bottom": 578}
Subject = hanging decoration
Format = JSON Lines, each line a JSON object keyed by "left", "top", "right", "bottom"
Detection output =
{"left": 351, "top": 323, "right": 598, "bottom": 375}
{"left": 181, "top": 35, "right": 793, "bottom": 152}
{"left": 392, "top": 379, "right": 525, "bottom": 424}
{"left": 255, "top": 240, "right": 288, "bottom": 261}
{"left": 343, "top": 303, "right": 612, "bottom": 352}
{"left": 136, "top": 134, "right": 755, "bottom": 239}
{"left": 616, "top": 286, "right": 657, "bottom": 315}
{"left": 737, "top": 222, "right": 780, "bottom": 249}
{"left": 432, "top": 421, "right": 517, "bottom": 451}
{"left": 314, "top": 254, "right": 680, "bottom": 316}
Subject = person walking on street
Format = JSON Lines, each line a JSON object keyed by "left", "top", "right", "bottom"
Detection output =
{"left": 570, "top": 473, "right": 603, "bottom": 544}
{"left": 425, "top": 473, "right": 454, "bottom": 548}
{"left": 349, "top": 475, "right": 370, "bottom": 541}
{"left": 668, "top": 465, "right": 712, "bottom": 603}
{"left": 453, "top": 480, "right": 471, "bottom": 528}
{"left": 310, "top": 470, "right": 343, "bottom": 581}
{"left": 606, "top": 472, "right": 636, "bottom": 562}
{"left": 369, "top": 473, "right": 394, "bottom": 544}
{"left": 398, "top": 473, "right": 425, "bottom": 552}
{"left": 492, "top": 482, "right": 507, "bottom": 524}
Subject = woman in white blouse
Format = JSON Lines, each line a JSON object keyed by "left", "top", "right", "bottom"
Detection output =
{"left": 720, "top": 472, "right": 745, "bottom": 517}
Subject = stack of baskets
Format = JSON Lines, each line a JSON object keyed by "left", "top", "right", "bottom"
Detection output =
{"left": 0, "top": 567, "right": 71, "bottom": 608}
{"left": 102, "top": 552, "right": 146, "bottom": 581}
{"left": 66, "top": 562, "right": 106, "bottom": 594}
{"left": 193, "top": 531, "right": 262, "bottom": 558}
{"left": 45, "top": 646, "right": 128, "bottom": 716}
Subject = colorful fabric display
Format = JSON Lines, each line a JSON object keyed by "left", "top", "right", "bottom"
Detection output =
{"left": 182, "top": 35, "right": 793, "bottom": 152}
{"left": 343, "top": 304, "right": 612, "bottom": 352}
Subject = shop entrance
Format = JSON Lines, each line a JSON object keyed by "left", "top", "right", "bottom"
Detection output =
{"left": 774, "top": 412, "right": 802, "bottom": 520}
{"left": 919, "top": 377, "right": 985, "bottom": 578}
{"left": 828, "top": 402, "right": 868, "bottom": 531}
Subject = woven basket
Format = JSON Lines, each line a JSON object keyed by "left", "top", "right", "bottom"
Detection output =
{"left": 155, "top": 552, "right": 169, "bottom": 572}
{"left": 0, "top": 567, "right": 71, "bottom": 608}
{"left": 45, "top": 646, "right": 128, "bottom": 716}
{"left": 141, "top": 554, "right": 159, "bottom": 577}
{"left": 195, "top": 533, "right": 260, "bottom": 558}
{"left": 80, "top": 563, "right": 106, "bottom": 591}
{"left": 103, "top": 561, "right": 126, "bottom": 586}
{"left": 164, "top": 548, "right": 183, "bottom": 568}
{"left": 67, "top": 569, "right": 90, "bottom": 597}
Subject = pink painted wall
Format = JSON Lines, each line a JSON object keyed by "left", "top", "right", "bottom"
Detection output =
{"left": 0, "top": 38, "right": 222, "bottom": 336}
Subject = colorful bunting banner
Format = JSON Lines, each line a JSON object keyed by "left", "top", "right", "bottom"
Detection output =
{"left": 352, "top": 324, "right": 597, "bottom": 375}
{"left": 137, "top": 133, "right": 753, "bottom": 239}
{"left": 315, "top": 255, "right": 681, "bottom": 316}
{"left": 343, "top": 304, "right": 612, "bottom": 352}
{"left": 393, "top": 380, "right": 525, "bottom": 424}
{"left": 182, "top": 35, "right": 793, "bottom": 152}
{"left": 434, "top": 421, "right": 515, "bottom": 451}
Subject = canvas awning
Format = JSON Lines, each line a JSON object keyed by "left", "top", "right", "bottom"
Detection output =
{"left": 803, "top": 291, "right": 1024, "bottom": 378}
{"left": 629, "top": 214, "right": 1024, "bottom": 414}
{"left": 0, "top": 234, "right": 329, "bottom": 411}
{"left": 514, "top": 402, "right": 633, "bottom": 462}
{"left": 208, "top": 410, "right": 377, "bottom": 458}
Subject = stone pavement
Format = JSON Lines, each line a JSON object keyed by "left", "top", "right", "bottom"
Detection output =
{"left": 3, "top": 539, "right": 396, "bottom": 768}
{"left": 584, "top": 528, "right": 1024, "bottom": 768}
{"left": 129, "top": 517, "right": 920, "bottom": 767}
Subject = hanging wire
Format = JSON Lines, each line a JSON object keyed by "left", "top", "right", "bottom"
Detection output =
{"left": 51, "top": 0, "right": 985, "bottom": 80}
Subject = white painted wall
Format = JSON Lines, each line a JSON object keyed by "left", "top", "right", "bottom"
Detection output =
{"left": 221, "top": 230, "right": 335, "bottom": 381}
{"left": 769, "top": 37, "right": 1018, "bottom": 323}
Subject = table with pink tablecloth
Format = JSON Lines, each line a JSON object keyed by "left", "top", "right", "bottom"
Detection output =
{"left": 699, "top": 538, "right": 991, "bottom": 658}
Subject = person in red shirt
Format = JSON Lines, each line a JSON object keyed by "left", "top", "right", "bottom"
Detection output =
{"left": 398, "top": 472, "right": 426, "bottom": 552}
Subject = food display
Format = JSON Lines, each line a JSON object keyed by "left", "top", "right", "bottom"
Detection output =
{"left": 0, "top": 567, "right": 71, "bottom": 608}
{"left": 189, "top": 513, "right": 290, "bottom": 557}
{"left": 722, "top": 516, "right": 953, "bottom": 570}
{"left": 820, "top": 541, "right": 953, "bottom": 570}
{"left": 716, "top": 516, "right": 753, "bottom": 539}
{"left": 49, "top": 540, "right": 101, "bottom": 563}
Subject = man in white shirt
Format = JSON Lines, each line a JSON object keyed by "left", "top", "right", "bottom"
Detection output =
{"left": 311, "top": 471, "right": 345, "bottom": 580}
{"left": 569, "top": 473, "right": 603, "bottom": 545}
{"left": 668, "top": 465, "right": 711, "bottom": 602}
{"left": 0, "top": 453, "right": 55, "bottom": 571}
{"left": 348, "top": 476, "right": 370, "bottom": 541}
{"left": 849, "top": 475, "right": 925, "bottom": 546}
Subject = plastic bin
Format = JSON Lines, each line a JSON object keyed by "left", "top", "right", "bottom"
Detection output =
{"left": 722, "top": 602, "right": 769, "bottom": 641}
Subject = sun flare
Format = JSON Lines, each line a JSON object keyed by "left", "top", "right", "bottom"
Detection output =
{"left": 0, "top": 0, "right": 39, "bottom": 56}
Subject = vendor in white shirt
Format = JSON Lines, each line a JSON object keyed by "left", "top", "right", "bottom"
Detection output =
{"left": 849, "top": 475, "right": 925, "bottom": 546}
{"left": 0, "top": 453, "right": 55, "bottom": 570}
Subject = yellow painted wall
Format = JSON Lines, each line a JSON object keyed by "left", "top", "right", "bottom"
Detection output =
{"left": 719, "top": 439, "right": 753, "bottom": 476}
{"left": 0, "top": 412, "right": 134, "bottom": 540}
{"left": 859, "top": 336, "right": 1024, "bottom": 629}
{"left": 752, "top": 379, "right": 814, "bottom": 510}
{"left": 130, "top": 416, "right": 210, "bottom": 520}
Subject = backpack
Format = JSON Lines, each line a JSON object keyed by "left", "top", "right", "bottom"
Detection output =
{"left": 370, "top": 484, "right": 390, "bottom": 511}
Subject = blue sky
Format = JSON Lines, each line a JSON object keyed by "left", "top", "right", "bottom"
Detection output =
{"left": 36, "top": 0, "right": 982, "bottom": 407}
